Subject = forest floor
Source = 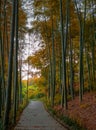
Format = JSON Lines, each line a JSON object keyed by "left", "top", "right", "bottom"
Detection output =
{"left": 53, "top": 91, "right": 96, "bottom": 130}
{"left": 14, "top": 101, "right": 67, "bottom": 130}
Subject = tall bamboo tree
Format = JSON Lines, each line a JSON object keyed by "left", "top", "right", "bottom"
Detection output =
{"left": 74, "top": 0, "right": 86, "bottom": 101}
{"left": 13, "top": 0, "right": 19, "bottom": 124}
{"left": 51, "top": 16, "right": 56, "bottom": 107}
{"left": 4, "top": 0, "right": 16, "bottom": 129}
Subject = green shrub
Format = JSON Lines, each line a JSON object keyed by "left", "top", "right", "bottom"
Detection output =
{"left": 35, "top": 93, "right": 45, "bottom": 98}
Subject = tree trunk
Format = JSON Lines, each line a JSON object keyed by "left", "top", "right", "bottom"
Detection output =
{"left": 13, "top": 0, "right": 19, "bottom": 124}
{"left": 59, "top": 0, "right": 68, "bottom": 109}
{"left": 4, "top": 0, "right": 16, "bottom": 129}
{"left": 51, "top": 17, "right": 56, "bottom": 107}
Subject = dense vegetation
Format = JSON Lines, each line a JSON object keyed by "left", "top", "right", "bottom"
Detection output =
{"left": 0, "top": 0, "right": 27, "bottom": 129}
{"left": 0, "top": 0, "right": 96, "bottom": 130}
{"left": 30, "top": 0, "right": 96, "bottom": 106}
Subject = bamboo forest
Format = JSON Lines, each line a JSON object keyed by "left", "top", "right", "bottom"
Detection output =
{"left": 0, "top": 0, "right": 96, "bottom": 130}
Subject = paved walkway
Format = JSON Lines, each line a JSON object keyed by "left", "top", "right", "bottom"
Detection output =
{"left": 14, "top": 101, "right": 67, "bottom": 130}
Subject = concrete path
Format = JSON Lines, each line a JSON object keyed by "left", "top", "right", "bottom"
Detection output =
{"left": 14, "top": 101, "right": 67, "bottom": 130}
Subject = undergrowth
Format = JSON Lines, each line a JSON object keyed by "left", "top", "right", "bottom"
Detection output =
{"left": 60, "top": 115, "right": 87, "bottom": 130}
{"left": 45, "top": 101, "right": 87, "bottom": 130}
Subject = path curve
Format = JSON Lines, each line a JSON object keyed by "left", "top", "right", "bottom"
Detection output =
{"left": 14, "top": 101, "right": 67, "bottom": 130}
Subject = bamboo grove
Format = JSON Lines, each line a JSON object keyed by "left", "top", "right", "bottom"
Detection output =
{"left": 30, "top": 0, "right": 96, "bottom": 108}
{"left": 0, "top": 0, "right": 96, "bottom": 129}
{"left": 0, "top": 0, "right": 27, "bottom": 129}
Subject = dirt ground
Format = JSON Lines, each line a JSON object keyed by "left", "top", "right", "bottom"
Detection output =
{"left": 54, "top": 92, "right": 96, "bottom": 130}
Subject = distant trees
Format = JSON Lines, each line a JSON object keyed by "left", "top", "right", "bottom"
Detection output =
{"left": 31, "top": 0, "right": 96, "bottom": 109}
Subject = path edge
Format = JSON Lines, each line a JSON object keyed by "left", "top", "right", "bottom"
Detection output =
{"left": 43, "top": 102, "right": 71, "bottom": 130}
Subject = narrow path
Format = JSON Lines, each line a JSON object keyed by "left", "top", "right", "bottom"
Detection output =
{"left": 15, "top": 101, "right": 67, "bottom": 130}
